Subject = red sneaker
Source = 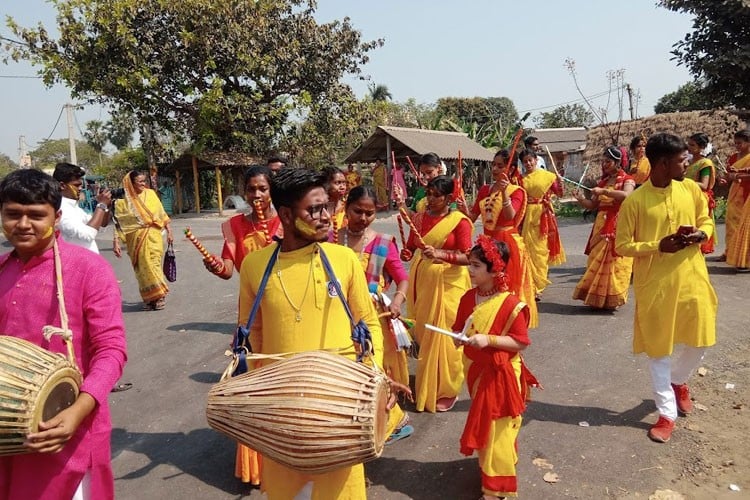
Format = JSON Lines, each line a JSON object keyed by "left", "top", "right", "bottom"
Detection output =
{"left": 672, "top": 383, "right": 693, "bottom": 415}
{"left": 648, "top": 416, "right": 675, "bottom": 443}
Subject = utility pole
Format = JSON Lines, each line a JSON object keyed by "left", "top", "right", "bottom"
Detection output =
{"left": 17, "top": 135, "right": 32, "bottom": 168}
{"left": 625, "top": 84, "right": 635, "bottom": 120}
{"left": 65, "top": 103, "right": 78, "bottom": 165}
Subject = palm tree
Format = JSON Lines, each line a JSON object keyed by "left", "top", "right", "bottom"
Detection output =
{"left": 368, "top": 83, "right": 392, "bottom": 102}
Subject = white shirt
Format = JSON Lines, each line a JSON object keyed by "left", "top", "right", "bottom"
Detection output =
{"left": 58, "top": 197, "right": 100, "bottom": 253}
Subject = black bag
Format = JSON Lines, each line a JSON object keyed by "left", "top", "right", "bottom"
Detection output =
{"left": 163, "top": 242, "right": 177, "bottom": 282}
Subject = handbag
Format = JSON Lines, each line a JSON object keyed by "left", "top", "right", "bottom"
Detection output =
{"left": 163, "top": 242, "right": 177, "bottom": 282}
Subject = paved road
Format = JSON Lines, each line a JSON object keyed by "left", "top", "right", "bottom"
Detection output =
{"left": 18, "top": 211, "right": 741, "bottom": 499}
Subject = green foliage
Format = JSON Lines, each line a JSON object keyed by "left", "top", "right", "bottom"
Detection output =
{"left": 0, "top": 153, "right": 18, "bottom": 178}
{"left": 713, "top": 196, "right": 727, "bottom": 221}
{"left": 102, "top": 147, "right": 147, "bottom": 184}
{"left": 368, "top": 83, "right": 392, "bottom": 102}
{"left": 106, "top": 108, "right": 136, "bottom": 150}
{"left": 435, "top": 97, "right": 518, "bottom": 132}
{"left": 30, "top": 139, "right": 101, "bottom": 171}
{"left": 654, "top": 81, "right": 725, "bottom": 113}
{"left": 534, "top": 104, "right": 594, "bottom": 128}
{"left": 659, "top": 0, "right": 750, "bottom": 109}
{"left": 5, "top": 0, "right": 382, "bottom": 153}
{"left": 84, "top": 120, "right": 107, "bottom": 154}
{"left": 281, "top": 84, "right": 377, "bottom": 168}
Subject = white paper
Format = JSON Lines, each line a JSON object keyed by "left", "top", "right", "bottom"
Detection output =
{"left": 424, "top": 323, "right": 468, "bottom": 342}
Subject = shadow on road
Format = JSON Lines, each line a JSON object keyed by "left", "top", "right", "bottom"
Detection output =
{"left": 111, "top": 427, "right": 252, "bottom": 496}
{"left": 190, "top": 371, "right": 224, "bottom": 384}
{"left": 536, "top": 301, "right": 617, "bottom": 316}
{"left": 167, "top": 321, "right": 236, "bottom": 335}
{"left": 525, "top": 399, "right": 652, "bottom": 430}
{"left": 367, "top": 456, "right": 478, "bottom": 499}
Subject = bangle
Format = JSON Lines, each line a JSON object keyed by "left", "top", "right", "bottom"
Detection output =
{"left": 502, "top": 199, "right": 511, "bottom": 207}
{"left": 488, "top": 335, "right": 499, "bottom": 348}
{"left": 394, "top": 290, "right": 407, "bottom": 301}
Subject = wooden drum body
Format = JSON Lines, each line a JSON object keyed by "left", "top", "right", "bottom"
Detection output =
{"left": 0, "top": 335, "right": 82, "bottom": 456}
{"left": 206, "top": 350, "right": 389, "bottom": 474}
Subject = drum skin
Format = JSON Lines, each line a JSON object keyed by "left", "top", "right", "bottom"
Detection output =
{"left": 0, "top": 335, "right": 82, "bottom": 456}
{"left": 206, "top": 350, "right": 389, "bottom": 474}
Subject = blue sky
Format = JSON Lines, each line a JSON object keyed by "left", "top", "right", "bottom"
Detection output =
{"left": 0, "top": 0, "right": 695, "bottom": 162}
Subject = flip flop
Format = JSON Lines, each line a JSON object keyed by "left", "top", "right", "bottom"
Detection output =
{"left": 111, "top": 383, "right": 133, "bottom": 393}
{"left": 385, "top": 424, "right": 414, "bottom": 445}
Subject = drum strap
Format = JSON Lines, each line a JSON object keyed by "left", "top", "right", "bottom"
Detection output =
{"left": 318, "top": 245, "right": 374, "bottom": 362}
{"left": 233, "top": 243, "right": 281, "bottom": 376}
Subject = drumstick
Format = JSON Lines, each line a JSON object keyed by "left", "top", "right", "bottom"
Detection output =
{"left": 424, "top": 324, "right": 468, "bottom": 342}
{"left": 398, "top": 206, "right": 426, "bottom": 249}
{"left": 184, "top": 227, "right": 223, "bottom": 270}
{"left": 252, "top": 199, "right": 272, "bottom": 245}
{"left": 406, "top": 155, "right": 426, "bottom": 187}
{"left": 397, "top": 215, "right": 407, "bottom": 248}
{"left": 331, "top": 211, "right": 340, "bottom": 244}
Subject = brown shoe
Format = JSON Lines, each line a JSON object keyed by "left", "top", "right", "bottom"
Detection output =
{"left": 648, "top": 416, "right": 675, "bottom": 443}
{"left": 672, "top": 383, "right": 693, "bottom": 415}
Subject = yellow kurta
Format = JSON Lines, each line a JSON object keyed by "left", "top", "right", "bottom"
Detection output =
{"left": 407, "top": 211, "right": 472, "bottom": 413}
{"left": 520, "top": 169, "right": 564, "bottom": 292}
{"left": 239, "top": 242, "right": 383, "bottom": 500}
{"left": 615, "top": 179, "right": 717, "bottom": 357}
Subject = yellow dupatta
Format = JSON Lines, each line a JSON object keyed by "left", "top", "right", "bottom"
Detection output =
{"left": 686, "top": 158, "right": 716, "bottom": 191}
{"left": 479, "top": 184, "right": 527, "bottom": 232}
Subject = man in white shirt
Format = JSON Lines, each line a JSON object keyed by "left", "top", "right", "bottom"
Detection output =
{"left": 52, "top": 163, "right": 111, "bottom": 254}
{"left": 518, "top": 135, "right": 548, "bottom": 173}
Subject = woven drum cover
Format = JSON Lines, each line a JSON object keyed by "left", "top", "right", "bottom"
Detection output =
{"left": 0, "top": 335, "right": 82, "bottom": 456}
{"left": 207, "top": 350, "right": 389, "bottom": 474}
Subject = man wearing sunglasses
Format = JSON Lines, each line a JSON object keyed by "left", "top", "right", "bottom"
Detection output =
{"left": 237, "top": 167, "right": 411, "bottom": 499}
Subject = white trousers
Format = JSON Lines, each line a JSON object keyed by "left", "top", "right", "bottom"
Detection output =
{"left": 648, "top": 345, "right": 706, "bottom": 421}
{"left": 72, "top": 470, "right": 91, "bottom": 500}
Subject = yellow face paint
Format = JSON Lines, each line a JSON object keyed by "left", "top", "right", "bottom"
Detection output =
{"left": 294, "top": 217, "right": 318, "bottom": 238}
{"left": 65, "top": 183, "right": 80, "bottom": 199}
{"left": 42, "top": 225, "right": 54, "bottom": 238}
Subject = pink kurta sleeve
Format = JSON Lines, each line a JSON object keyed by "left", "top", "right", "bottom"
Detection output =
{"left": 382, "top": 239, "right": 409, "bottom": 284}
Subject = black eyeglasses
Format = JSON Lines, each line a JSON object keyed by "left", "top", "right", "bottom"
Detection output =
{"left": 303, "top": 203, "right": 329, "bottom": 220}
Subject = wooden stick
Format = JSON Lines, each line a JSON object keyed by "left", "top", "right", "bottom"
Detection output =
{"left": 506, "top": 127, "right": 525, "bottom": 182}
{"left": 398, "top": 206, "right": 426, "bottom": 248}
{"left": 184, "top": 227, "right": 223, "bottom": 269}
{"left": 252, "top": 199, "right": 272, "bottom": 245}
{"left": 406, "top": 155, "right": 426, "bottom": 187}
{"left": 397, "top": 215, "right": 407, "bottom": 249}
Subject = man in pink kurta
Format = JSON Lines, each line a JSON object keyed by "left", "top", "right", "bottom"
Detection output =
{"left": 0, "top": 169, "right": 127, "bottom": 500}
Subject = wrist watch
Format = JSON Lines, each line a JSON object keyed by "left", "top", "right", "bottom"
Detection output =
{"left": 96, "top": 202, "right": 110, "bottom": 213}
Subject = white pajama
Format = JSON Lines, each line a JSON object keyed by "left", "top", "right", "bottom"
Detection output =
{"left": 647, "top": 345, "right": 706, "bottom": 421}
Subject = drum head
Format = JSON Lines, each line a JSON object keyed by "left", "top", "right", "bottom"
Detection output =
{"left": 373, "top": 378, "right": 389, "bottom": 456}
{"left": 30, "top": 368, "right": 81, "bottom": 433}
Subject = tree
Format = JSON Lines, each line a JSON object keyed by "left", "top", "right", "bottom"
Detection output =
{"left": 435, "top": 97, "right": 518, "bottom": 132}
{"left": 84, "top": 120, "right": 108, "bottom": 168}
{"left": 534, "top": 104, "right": 594, "bottom": 128}
{"left": 0, "top": 153, "right": 17, "bottom": 178}
{"left": 659, "top": 0, "right": 750, "bottom": 109}
{"left": 106, "top": 108, "right": 137, "bottom": 150}
{"left": 4, "top": 0, "right": 382, "bottom": 153}
{"left": 368, "top": 83, "right": 392, "bottom": 102}
{"left": 654, "top": 81, "right": 725, "bottom": 113}
{"left": 30, "top": 139, "right": 101, "bottom": 172}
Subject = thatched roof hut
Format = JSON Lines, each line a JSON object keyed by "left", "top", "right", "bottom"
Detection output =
{"left": 583, "top": 109, "right": 749, "bottom": 182}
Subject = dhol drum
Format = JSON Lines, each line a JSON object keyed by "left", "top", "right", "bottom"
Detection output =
{"left": 206, "top": 350, "right": 389, "bottom": 474}
{"left": 0, "top": 335, "right": 82, "bottom": 456}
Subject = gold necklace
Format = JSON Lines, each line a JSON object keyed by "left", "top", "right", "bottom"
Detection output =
{"left": 276, "top": 251, "right": 315, "bottom": 322}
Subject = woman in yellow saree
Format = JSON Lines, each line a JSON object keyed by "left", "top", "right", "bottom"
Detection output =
{"left": 721, "top": 130, "right": 750, "bottom": 262}
{"left": 572, "top": 147, "right": 635, "bottom": 309}
{"left": 372, "top": 159, "right": 389, "bottom": 211}
{"left": 113, "top": 170, "right": 173, "bottom": 310}
{"left": 686, "top": 133, "right": 718, "bottom": 254}
{"left": 460, "top": 149, "right": 538, "bottom": 328}
{"left": 402, "top": 176, "right": 473, "bottom": 413}
{"left": 519, "top": 150, "right": 565, "bottom": 298}
{"left": 335, "top": 186, "right": 414, "bottom": 443}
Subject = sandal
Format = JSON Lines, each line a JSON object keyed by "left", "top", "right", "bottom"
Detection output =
{"left": 111, "top": 383, "right": 133, "bottom": 393}
{"left": 386, "top": 424, "right": 414, "bottom": 444}
{"left": 142, "top": 302, "right": 155, "bottom": 311}
{"left": 153, "top": 298, "right": 166, "bottom": 310}
{"left": 436, "top": 396, "right": 458, "bottom": 412}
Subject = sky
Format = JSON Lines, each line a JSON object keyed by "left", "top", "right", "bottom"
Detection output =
{"left": 0, "top": 0, "right": 696, "bottom": 163}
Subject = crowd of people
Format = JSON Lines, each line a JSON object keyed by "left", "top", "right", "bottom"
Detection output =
{"left": 1, "top": 127, "right": 747, "bottom": 499}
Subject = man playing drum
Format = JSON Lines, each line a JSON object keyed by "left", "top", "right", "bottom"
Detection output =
{"left": 0, "top": 169, "right": 127, "bottom": 499}
{"left": 238, "top": 168, "right": 409, "bottom": 499}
